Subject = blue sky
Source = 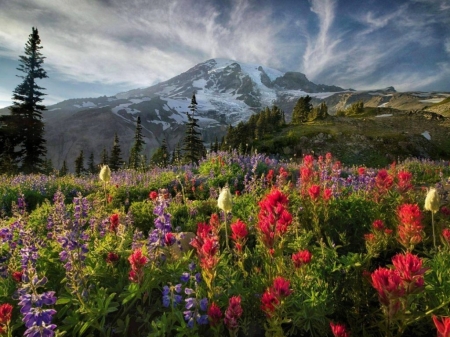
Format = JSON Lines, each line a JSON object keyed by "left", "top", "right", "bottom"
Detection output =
{"left": 0, "top": 0, "right": 449, "bottom": 108}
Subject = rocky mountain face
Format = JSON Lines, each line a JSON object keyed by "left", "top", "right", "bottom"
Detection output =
{"left": 1, "top": 58, "right": 448, "bottom": 170}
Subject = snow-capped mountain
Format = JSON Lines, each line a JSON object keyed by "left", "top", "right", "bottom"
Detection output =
{"left": 36, "top": 58, "right": 347, "bottom": 169}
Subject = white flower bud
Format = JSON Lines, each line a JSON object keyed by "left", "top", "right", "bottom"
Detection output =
{"left": 424, "top": 187, "right": 440, "bottom": 213}
{"left": 217, "top": 186, "right": 232, "bottom": 213}
{"left": 99, "top": 165, "right": 111, "bottom": 182}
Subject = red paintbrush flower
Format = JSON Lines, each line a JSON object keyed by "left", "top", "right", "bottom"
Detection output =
{"left": 106, "top": 252, "right": 119, "bottom": 264}
{"left": 330, "top": 322, "right": 350, "bottom": 337}
{"left": 149, "top": 191, "right": 158, "bottom": 200}
{"left": 433, "top": 316, "right": 450, "bottom": 337}
{"left": 109, "top": 213, "right": 119, "bottom": 233}
{"left": 308, "top": 185, "right": 321, "bottom": 201}
{"left": 292, "top": 250, "right": 312, "bottom": 268}
{"left": 224, "top": 296, "right": 243, "bottom": 330}
{"left": 272, "top": 276, "right": 292, "bottom": 298}
{"left": 11, "top": 271, "right": 23, "bottom": 283}
{"left": 208, "top": 302, "right": 222, "bottom": 327}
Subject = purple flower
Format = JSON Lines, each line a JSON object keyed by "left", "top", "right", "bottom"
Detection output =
{"left": 180, "top": 273, "right": 190, "bottom": 283}
{"left": 199, "top": 298, "right": 208, "bottom": 312}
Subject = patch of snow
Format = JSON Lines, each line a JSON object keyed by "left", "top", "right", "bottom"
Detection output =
{"left": 375, "top": 114, "right": 393, "bottom": 118}
{"left": 168, "top": 112, "right": 188, "bottom": 124}
{"left": 378, "top": 103, "right": 389, "bottom": 108}
{"left": 74, "top": 101, "right": 96, "bottom": 108}
{"left": 151, "top": 120, "right": 171, "bottom": 130}
{"left": 47, "top": 108, "right": 61, "bottom": 111}
{"left": 111, "top": 103, "right": 140, "bottom": 118}
{"left": 193, "top": 79, "right": 207, "bottom": 89}
{"left": 129, "top": 97, "right": 151, "bottom": 104}
{"left": 419, "top": 98, "right": 446, "bottom": 104}
{"left": 155, "top": 109, "right": 161, "bottom": 119}
{"left": 422, "top": 131, "right": 431, "bottom": 140}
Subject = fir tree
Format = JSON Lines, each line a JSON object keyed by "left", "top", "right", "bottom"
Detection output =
{"left": 109, "top": 133, "right": 123, "bottom": 171}
{"left": 88, "top": 152, "right": 96, "bottom": 174}
{"left": 129, "top": 116, "right": 145, "bottom": 169}
{"left": 182, "top": 94, "right": 206, "bottom": 164}
{"left": 74, "top": 150, "right": 85, "bottom": 177}
{"left": 101, "top": 148, "right": 109, "bottom": 165}
{"left": 292, "top": 95, "right": 312, "bottom": 124}
{"left": 151, "top": 138, "right": 170, "bottom": 167}
{"left": 60, "top": 160, "right": 68, "bottom": 176}
{"left": 0, "top": 138, "right": 19, "bottom": 174}
{"left": 2, "top": 27, "right": 48, "bottom": 173}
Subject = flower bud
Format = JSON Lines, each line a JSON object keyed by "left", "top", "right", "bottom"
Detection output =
{"left": 218, "top": 186, "right": 232, "bottom": 213}
{"left": 424, "top": 187, "right": 440, "bottom": 213}
{"left": 99, "top": 165, "right": 111, "bottom": 182}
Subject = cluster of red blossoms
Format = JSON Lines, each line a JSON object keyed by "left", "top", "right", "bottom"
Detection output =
{"left": 230, "top": 219, "right": 248, "bottom": 253}
{"left": 330, "top": 321, "right": 350, "bottom": 337}
{"left": 292, "top": 250, "right": 312, "bottom": 268}
{"left": 374, "top": 168, "right": 413, "bottom": 197}
{"left": 433, "top": 316, "right": 450, "bottom": 337}
{"left": 0, "top": 303, "right": 13, "bottom": 334}
{"left": 257, "top": 189, "right": 292, "bottom": 254}
{"left": 397, "top": 204, "right": 423, "bottom": 249}
{"left": 109, "top": 213, "right": 119, "bottom": 233}
{"left": 261, "top": 276, "right": 292, "bottom": 317}
{"left": 308, "top": 184, "right": 332, "bottom": 202}
{"left": 128, "top": 248, "right": 148, "bottom": 284}
{"left": 224, "top": 296, "right": 243, "bottom": 332}
{"left": 190, "top": 219, "right": 219, "bottom": 271}
{"left": 371, "top": 252, "right": 427, "bottom": 318}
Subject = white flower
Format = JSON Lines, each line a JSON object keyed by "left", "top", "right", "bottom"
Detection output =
{"left": 424, "top": 187, "right": 440, "bottom": 213}
{"left": 99, "top": 165, "right": 111, "bottom": 182}
{"left": 217, "top": 186, "right": 232, "bottom": 213}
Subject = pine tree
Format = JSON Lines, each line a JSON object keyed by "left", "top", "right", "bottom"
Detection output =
{"left": 6, "top": 27, "right": 48, "bottom": 173}
{"left": 151, "top": 138, "right": 170, "bottom": 167}
{"left": 101, "top": 148, "right": 109, "bottom": 165}
{"left": 74, "top": 150, "right": 85, "bottom": 177}
{"left": 0, "top": 138, "right": 19, "bottom": 174}
{"left": 109, "top": 133, "right": 123, "bottom": 171}
{"left": 60, "top": 160, "right": 68, "bottom": 176}
{"left": 292, "top": 95, "right": 312, "bottom": 124}
{"left": 129, "top": 116, "right": 145, "bottom": 169}
{"left": 182, "top": 94, "right": 206, "bottom": 164}
{"left": 88, "top": 152, "right": 96, "bottom": 174}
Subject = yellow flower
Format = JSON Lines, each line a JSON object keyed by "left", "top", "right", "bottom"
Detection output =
{"left": 99, "top": 165, "right": 111, "bottom": 182}
{"left": 424, "top": 187, "right": 440, "bottom": 213}
{"left": 218, "top": 186, "right": 232, "bottom": 212}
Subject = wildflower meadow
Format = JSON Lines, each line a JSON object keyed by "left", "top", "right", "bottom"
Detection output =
{"left": 2, "top": 151, "right": 450, "bottom": 336}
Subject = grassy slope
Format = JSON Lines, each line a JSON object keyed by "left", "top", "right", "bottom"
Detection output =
{"left": 255, "top": 107, "right": 450, "bottom": 167}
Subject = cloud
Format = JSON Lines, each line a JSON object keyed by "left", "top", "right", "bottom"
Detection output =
{"left": 0, "top": 0, "right": 288, "bottom": 90}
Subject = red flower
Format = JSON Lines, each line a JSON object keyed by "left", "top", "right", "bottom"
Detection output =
{"left": 391, "top": 253, "right": 427, "bottom": 292}
{"left": 358, "top": 167, "right": 366, "bottom": 176}
{"left": 441, "top": 207, "right": 450, "bottom": 217}
{"left": 196, "top": 222, "right": 213, "bottom": 239}
{"left": 231, "top": 220, "right": 248, "bottom": 240}
{"left": 109, "top": 213, "right": 119, "bottom": 233}
{"left": 208, "top": 302, "right": 222, "bottom": 327}
{"left": 224, "top": 296, "right": 243, "bottom": 330}
{"left": 106, "top": 252, "right": 119, "bottom": 264}
{"left": 128, "top": 248, "right": 148, "bottom": 271}
{"left": 323, "top": 188, "right": 333, "bottom": 202}
{"left": 397, "top": 203, "right": 423, "bottom": 248}
{"left": 149, "top": 191, "right": 158, "bottom": 200}
{"left": 364, "top": 233, "right": 375, "bottom": 242}
{"left": 272, "top": 276, "right": 292, "bottom": 298}
{"left": 266, "top": 169, "right": 274, "bottom": 183}
{"left": 303, "top": 155, "right": 314, "bottom": 167}
{"left": 376, "top": 169, "right": 394, "bottom": 191}
{"left": 443, "top": 228, "right": 450, "bottom": 243}
{"left": 257, "top": 189, "right": 292, "bottom": 250}
{"left": 260, "top": 290, "right": 279, "bottom": 316}
{"left": 371, "top": 267, "right": 404, "bottom": 306}
{"left": 300, "top": 166, "right": 313, "bottom": 183}
{"left": 292, "top": 250, "right": 312, "bottom": 268}
{"left": 397, "top": 171, "right": 413, "bottom": 192}
{"left": 11, "top": 271, "right": 22, "bottom": 283}
{"left": 0, "top": 303, "right": 13, "bottom": 324}
{"left": 325, "top": 152, "right": 332, "bottom": 162}
{"left": 433, "top": 315, "right": 450, "bottom": 337}
{"left": 330, "top": 322, "right": 350, "bottom": 337}
{"left": 308, "top": 184, "right": 321, "bottom": 201}
{"left": 372, "top": 219, "right": 385, "bottom": 231}
{"left": 164, "top": 233, "right": 176, "bottom": 246}
{"left": 278, "top": 167, "right": 288, "bottom": 179}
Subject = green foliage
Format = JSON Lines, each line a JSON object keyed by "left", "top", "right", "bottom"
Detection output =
{"left": 292, "top": 95, "right": 312, "bottom": 124}
{"left": 109, "top": 133, "right": 123, "bottom": 171}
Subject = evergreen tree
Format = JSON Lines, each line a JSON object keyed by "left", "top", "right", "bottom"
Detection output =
{"left": 43, "top": 158, "right": 53, "bottom": 175}
{"left": 292, "top": 95, "right": 312, "bottom": 124}
{"left": 4, "top": 27, "right": 48, "bottom": 173}
{"left": 109, "top": 133, "right": 123, "bottom": 171}
{"left": 88, "top": 152, "right": 96, "bottom": 174}
{"left": 74, "top": 150, "right": 85, "bottom": 177}
{"left": 101, "top": 148, "right": 109, "bottom": 165}
{"left": 129, "top": 116, "right": 145, "bottom": 169}
{"left": 60, "top": 160, "right": 68, "bottom": 176}
{"left": 151, "top": 138, "right": 170, "bottom": 167}
{"left": 182, "top": 94, "right": 206, "bottom": 164}
{"left": 0, "top": 138, "right": 19, "bottom": 174}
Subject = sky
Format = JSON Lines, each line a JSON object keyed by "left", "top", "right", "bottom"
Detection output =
{"left": 0, "top": 0, "right": 449, "bottom": 108}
